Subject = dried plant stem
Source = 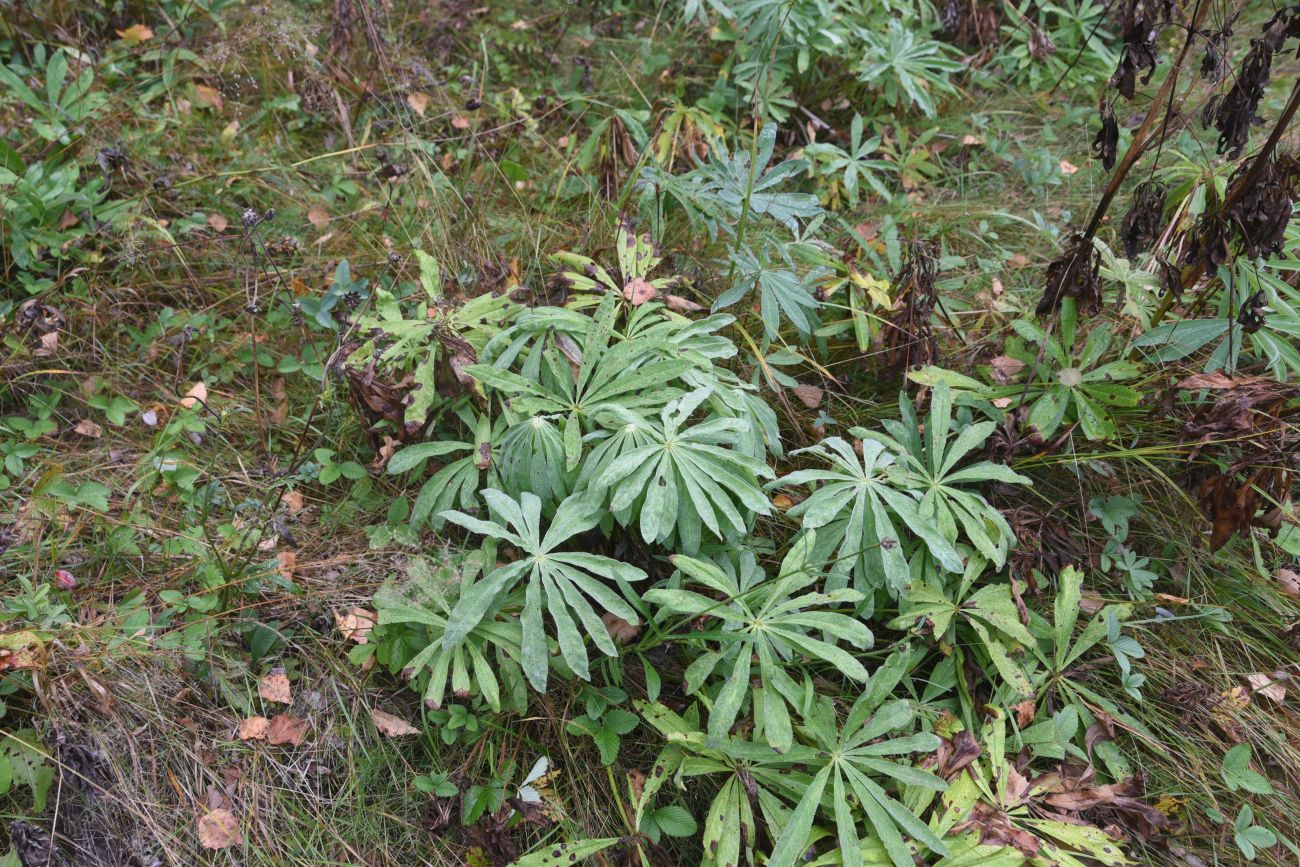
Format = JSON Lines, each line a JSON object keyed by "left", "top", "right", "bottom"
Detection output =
{"left": 1148, "top": 75, "right": 1300, "bottom": 329}
{"left": 1081, "top": 0, "right": 1214, "bottom": 240}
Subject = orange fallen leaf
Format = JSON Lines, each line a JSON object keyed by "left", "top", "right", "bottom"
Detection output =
{"left": 1059, "top": 159, "right": 1079, "bottom": 175}
{"left": 370, "top": 708, "right": 421, "bottom": 737}
{"left": 238, "top": 716, "right": 269, "bottom": 740}
{"left": 197, "top": 808, "right": 240, "bottom": 849}
{"left": 266, "top": 714, "right": 309, "bottom": 746}
{"left": 623, "top": 277, "right": 657, "bottom": 306}
{"left": 772, "top": 493, "right": 796, "bottom": 510}
{"left": 451, "top": 115, "right": 469, "bottom": 130}
{"left": 180, "top": 381, "right": 208, "bottom": 410}
{"left": 257, "top": 671, "right": 292, "bottom": 705}
{"left": 276, "top": 551, "right": 296, "bottom": 581}
{"left": 307, "top": 206, "right": 330, "bottom": 228}
{"left": 335, "top": 608, "right": 376, "bottom": 644}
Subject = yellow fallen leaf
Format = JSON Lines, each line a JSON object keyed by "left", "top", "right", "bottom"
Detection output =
{"left": 371, "top": 708, "right": 421, "bottom": 737}
{"left": 117, "top": 24, "right": 154, "bottom": 45}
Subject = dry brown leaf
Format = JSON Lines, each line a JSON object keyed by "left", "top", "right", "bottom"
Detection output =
{"left": 623, "top": 277, "right": 657, "bottom": 306}
{"left": 257, "top": 671, "right": 292, "bottom": 705}
{"left": 276, "top": 551, "right": 296, "bottom": 581}
{"left": 1078, "top": 592, "right": 1107, "bottom": 615}
{"left": 451, "top": 115, "right": 469, "bottom": 130}
{"left": 307, "top": 206, "right": 330, "bottom": 228}
{"left": 197, "top": 808, "right": 240, "bottom": 849}
{"left": 194, "top": 83, "right": 224, "bottom": 111}
{"left": 792, "top": 383, "right": 823, "bottom": 409}
{"left": 772, "top": 493, "right": 796, "bottom": 510}
{"left": 1011, "top": 699, "right": 1037, "bottom": 728}
{"left": 601, "top": 613, "right": 640, "bottom": 644}
{"left": 207, "top": 212, "right": 229, "bottom": 232}
{"left": 117, "top": 23, "right": 154, "bottom": 44}
{"left": 74, "top": 419, "right": 103, "bottom": 438}
{"left": 406, "top": 91, "right": 430, "bottom": 116}
{"left": 1247, "top": 672, "right": 1287, "bottom": 703}
{"left": 180, "top": 381, "right": 208, "bottom": 410}
{"left": 266, "top": 714, "right": 309, "bottom": 746}
{"left": 370, "top": 708, "right": 421, "bottom": 737}
{"left": 335, "top": 608, "right": 376, "bottom": 644}
{"left": 238, "top": 716, "right": 269, "bottom": 740}
{"left": 664, "top": 294, "right": 704, "bottom": 312}
{"left": 59, "top": 209, "right": 80, "bottom": 230}
{"left": 1276, "top": 568, "right": 1300, "bottom": 600}
{"left": 281, "top": 490, "right": 305, "bottom": 514}
{"left": 35, "top": 332, "right": 58, "bottom": 357}
{"left": 990, "top": 355, "right": 1026, "bottom": 384}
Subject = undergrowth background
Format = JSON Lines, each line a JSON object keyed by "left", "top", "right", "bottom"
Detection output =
{"left": 2, "top": 0, "right": 1300, "bottom": 865}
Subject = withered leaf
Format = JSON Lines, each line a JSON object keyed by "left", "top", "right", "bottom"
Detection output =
{"left": 792, "top": 383, "right": 823, "bottom": 409}
{"left": 257, "top": 671, "right": 292, "bottom": 705}
{"left": 370, "top": 708, "right": 421, "bottom": 737}
{"left": 238, "top": 716, "right": 269, "bottom": 740}
{"left": 266, "top": 714, "right": 309, "bottom": 746}
{"left": 601, "top": 612, "right": 640, "bottom": 644}
{"left": 335, "top": 608, "right": 376, "bottom": 644}
{"left": 197, "top": 808, "right": 240, "bottom": 849}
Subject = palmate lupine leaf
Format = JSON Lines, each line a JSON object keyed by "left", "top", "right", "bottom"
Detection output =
{"left": 439, "top": 489, "right": 646, "bottom": 691}
{"left": 768, "top": 692, "right": 948, "bottom": 867}
{"left": 386, "top": 412, "right": 499, "bottom": 529}
{"left": 467, "top": 292, "right": 692, "bottom": 469}
{"left": 593, "top": 386, "right": 773, "bottom": 553}
{"left": 373, "top": 556, "right": 521, "bottom": 711}
{"left": 888, "top": 557, "right": 1040, "bottom": 699}
{"left": 636, "top": 701, "right": 810, "bottom": 867}
{"left": 645, "top": 530, "right": 871, "bottom": 752}
{"left": 772, "top": 436, "right": 963, "bottom": 595}
{"left": 859, "top": 382, "right": 1029, "bottom": 568}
